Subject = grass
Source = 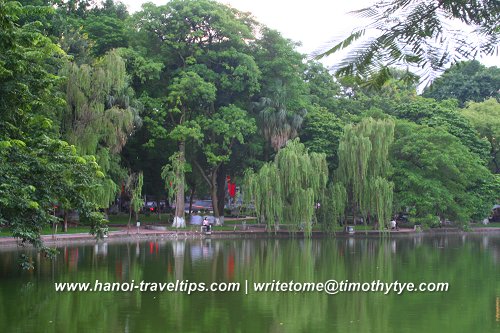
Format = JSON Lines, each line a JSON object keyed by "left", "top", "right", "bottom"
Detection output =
{"left": 107, "top": 213, "right": 170, "bottom": 225}
{"left": 0, "top": 226, "right": 121, "bottom": 237}
{"left": 471, "top": 222, "right": 500, "bottom": 228}
{"left": 107, "top": 213, "right": 258, "bottom": 225}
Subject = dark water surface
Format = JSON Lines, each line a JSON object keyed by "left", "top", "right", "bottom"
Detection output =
{"left": 0, "top": 234, "right": 499, "bottom": 333}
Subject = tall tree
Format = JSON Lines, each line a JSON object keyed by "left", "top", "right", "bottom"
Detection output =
{"left": 300, "top": 105, "right": 343, "bottom": 173}
{"left": 126, "top": 171, "right": 143, "bottom": 231}
{"left": 391, "top": 120, "right": 499, "bottom": 224}
{"left": 135, "top": 0, "right": 260, "bottom": 226}
{"left": 194, "top": 105, "right": 256, "bottom": 225}
{"left": 335, "top": 118, "right": 395, "bottom": 228}
{"left": 252, "top": 28, "right": 309, "bottom": 151}
{"left": 60, "top": 50, "right": 141, "bottom": 208}
{"left": 0, "top": 0, "right": 106, "bottom": 254}
{"left": 161, "top": 71, "right": 215, "bottom": 228}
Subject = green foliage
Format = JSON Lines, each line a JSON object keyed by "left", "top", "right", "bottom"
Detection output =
{"left": 321, "top": 182, "right": 347, "bottom": 232}
{"left": 0, "top": 0, "right": 107, "bottom": 252}
{"left": 244, "top": 139, "right": 328, "bottom": 235}
{"left": 0, "top": 135, "right": 107, "bottom": 253}
{"left": 370, "top": 177, "right": 394, "bottom": 230}
{"left": 161, "top": 152, "right": 188, "bottom": 203}
{"left": 461, "top": 98, "right": 500, "bottom": 173}
{"left": 127, "top": 171, "right": 144, "bottom": 219}
{"left": 83, "top": 14, "right": 129, "bottom": 57}
{"left": 252, "top": 28, "right": 309, "bottom": 151}
{"left": 316, "top": 0, "right": 500, "bottom": 83}
{"left": 300, "top": 106, "right": 343, "bottom": 172}
{"left": 335, "top": 118, "right": 395, "bottom": 227}
{"left": 390, "top": 97, "right": 491, "bottom": 163}
{"left": 423, "top": 61, "right": 500, "bottom": 106}
{"left": 391, "top": 120, "right": 498, "bottom": 222}
{"left": 255, "top": 92, "right": 307, "bottom": 151}
{"left": 61, "top": 50, "right": 140, "bottom": 156}
{"left": 196, "top": 104, "right": 256, "bottom": 166}
{"left": 60, "top": 49, "right": 141, "bottom": 207}
{"left": 304, "top": 60, "right": 342, "bottom": 111}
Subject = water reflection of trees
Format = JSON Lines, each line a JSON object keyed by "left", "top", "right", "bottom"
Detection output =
{"left": 0, "top": 235, "right": 498, "bottom": 332}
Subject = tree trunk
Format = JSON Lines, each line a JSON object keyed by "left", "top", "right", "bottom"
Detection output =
{"left": 173, "top": 141, "right": 186, "bottom": 228}
{"left": 63, "top": 210, "right": 68, "bottom": 232}
{"left": 128, "top": 204, "right": 132, "bottom": 233}
{"left": 156, "top": 198, "right": 161, "bottom": 222}
{"left": 189, "top": 185, "right": 195, "bottom": 215}
{"left": 210, "top": 170, "right": 222, "bottom": 225}
{"left": 216, "top": 166, "right": 226, "bottom": 225}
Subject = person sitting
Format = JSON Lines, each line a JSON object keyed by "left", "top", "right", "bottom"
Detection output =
{"left": 203, "top": 217, "right": 211, "bottom": 232}
{"left": 390, "top": 219, "right": 397, "bottom": 230}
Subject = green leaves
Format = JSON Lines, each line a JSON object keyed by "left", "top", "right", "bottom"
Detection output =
{"left": 391, "top": 120, "right": 497, "bottom": 222}
{"left": 316, "top": 0, "right": 500, "bottom": 84}
{"left": 0, "top": 1, "right": 109, "bottom": 254}
{"left": 244, "top": 139, "right": 328, "bottom": 235}
{"left": 461, "top": 98, "right": 500, "bottom": 173}
{"left": 423, "top": 60, "right": 500, "bottom": 106}
{"left": 168, "top": 121, "right": 203, "bottom": 142}
{"left": 335, "top": 117, "right": 395, "bottom": 227}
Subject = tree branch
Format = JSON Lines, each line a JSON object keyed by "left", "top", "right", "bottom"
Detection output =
{"left": 193, "top": 159, "right": 211, "bottom": 187}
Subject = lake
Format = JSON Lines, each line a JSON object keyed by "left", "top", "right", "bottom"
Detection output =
{"left": 0, "top": 234, "right": 499, "bottom": 332}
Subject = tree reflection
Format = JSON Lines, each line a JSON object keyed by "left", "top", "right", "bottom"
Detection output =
{"left": 0, "top": 235, "right": 498, "bottom": 332}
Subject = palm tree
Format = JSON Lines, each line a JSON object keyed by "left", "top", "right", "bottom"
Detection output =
{"left": 254, "top": 80, "right": 307, "bottom": 151}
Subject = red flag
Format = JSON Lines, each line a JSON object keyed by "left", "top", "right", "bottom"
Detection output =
{"left": 228, "top": 183, "right": 236, "bottom": 198}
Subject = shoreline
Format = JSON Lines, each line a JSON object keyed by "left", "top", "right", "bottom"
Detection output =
{"left": 1, "top": 226, "right": 500, "bottom": 248}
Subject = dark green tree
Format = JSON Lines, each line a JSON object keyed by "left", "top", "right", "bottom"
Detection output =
{"left": 423, "top": 61, "right": 500, "bottom": 106}
{"left": 391, "top": 120, "right": 499, "bottom": 224}
{"left": 135, "top": 0, "right": 261, "bottom": 225}
{"left": 0, "top": 0, "right": 106, "bottom": 254}
{"left": 252, "top": 28, "right": 309, "bottom": 151}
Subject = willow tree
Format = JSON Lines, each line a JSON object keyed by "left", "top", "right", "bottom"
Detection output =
{"left": 335, "top": 117, "right": 395, "bottom": 229}
{"left": 321, "top": 183, "right": 347, "bottom": 232}
{"left": 244, "top": 139, "right": 328, "bottom": 235}
{"left": 61, "top": 50, "right": 141, "bottom": 208}
{"left": 370, "top": 177, "right": 394, "bottom": 230}
{"left": 126, "top": 171, "right": 144, "bottom": 232}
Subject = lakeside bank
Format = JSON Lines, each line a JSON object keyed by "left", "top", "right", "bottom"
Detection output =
{"left": 1, "top": 225, "right": 500, "bottom": 248}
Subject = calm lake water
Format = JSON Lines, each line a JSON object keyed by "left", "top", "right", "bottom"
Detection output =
{"left": 0, "top": 234, "right": 499, "bottom": 333}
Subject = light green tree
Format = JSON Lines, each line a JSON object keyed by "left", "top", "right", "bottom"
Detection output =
{"left": 244, "top": 139, "right": 328, "bottom": 235}
{"left": 461, "top": 98, "right": 500, "bottom": 173}
{"left": 60, "top": 50, "right": 141, "bottom": 208}
{"left": 126, "top": 171, "right": 143, "bottom": 231}
{"left": 335, "top": 118, "right": 395, "bottom": 229}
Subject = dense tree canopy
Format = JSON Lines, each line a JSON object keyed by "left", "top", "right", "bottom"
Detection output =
{"left": 461, "top": 98, "right": 500, "bottom": 174}
{"left": 0, "top": 0, "right": 107, "bottom": 252}
{"left": 391, "top": 120, "right": 498, "bottom": 224}
{"left": 0, "top": 0, "right": 499, "bottom": 247}
{"left": 423, "top": 61, "right": 500, "bottom": 106}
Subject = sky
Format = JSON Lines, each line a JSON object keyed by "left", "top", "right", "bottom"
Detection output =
{"left": 121, "top": 0, "right": 498, "bottom": 70}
